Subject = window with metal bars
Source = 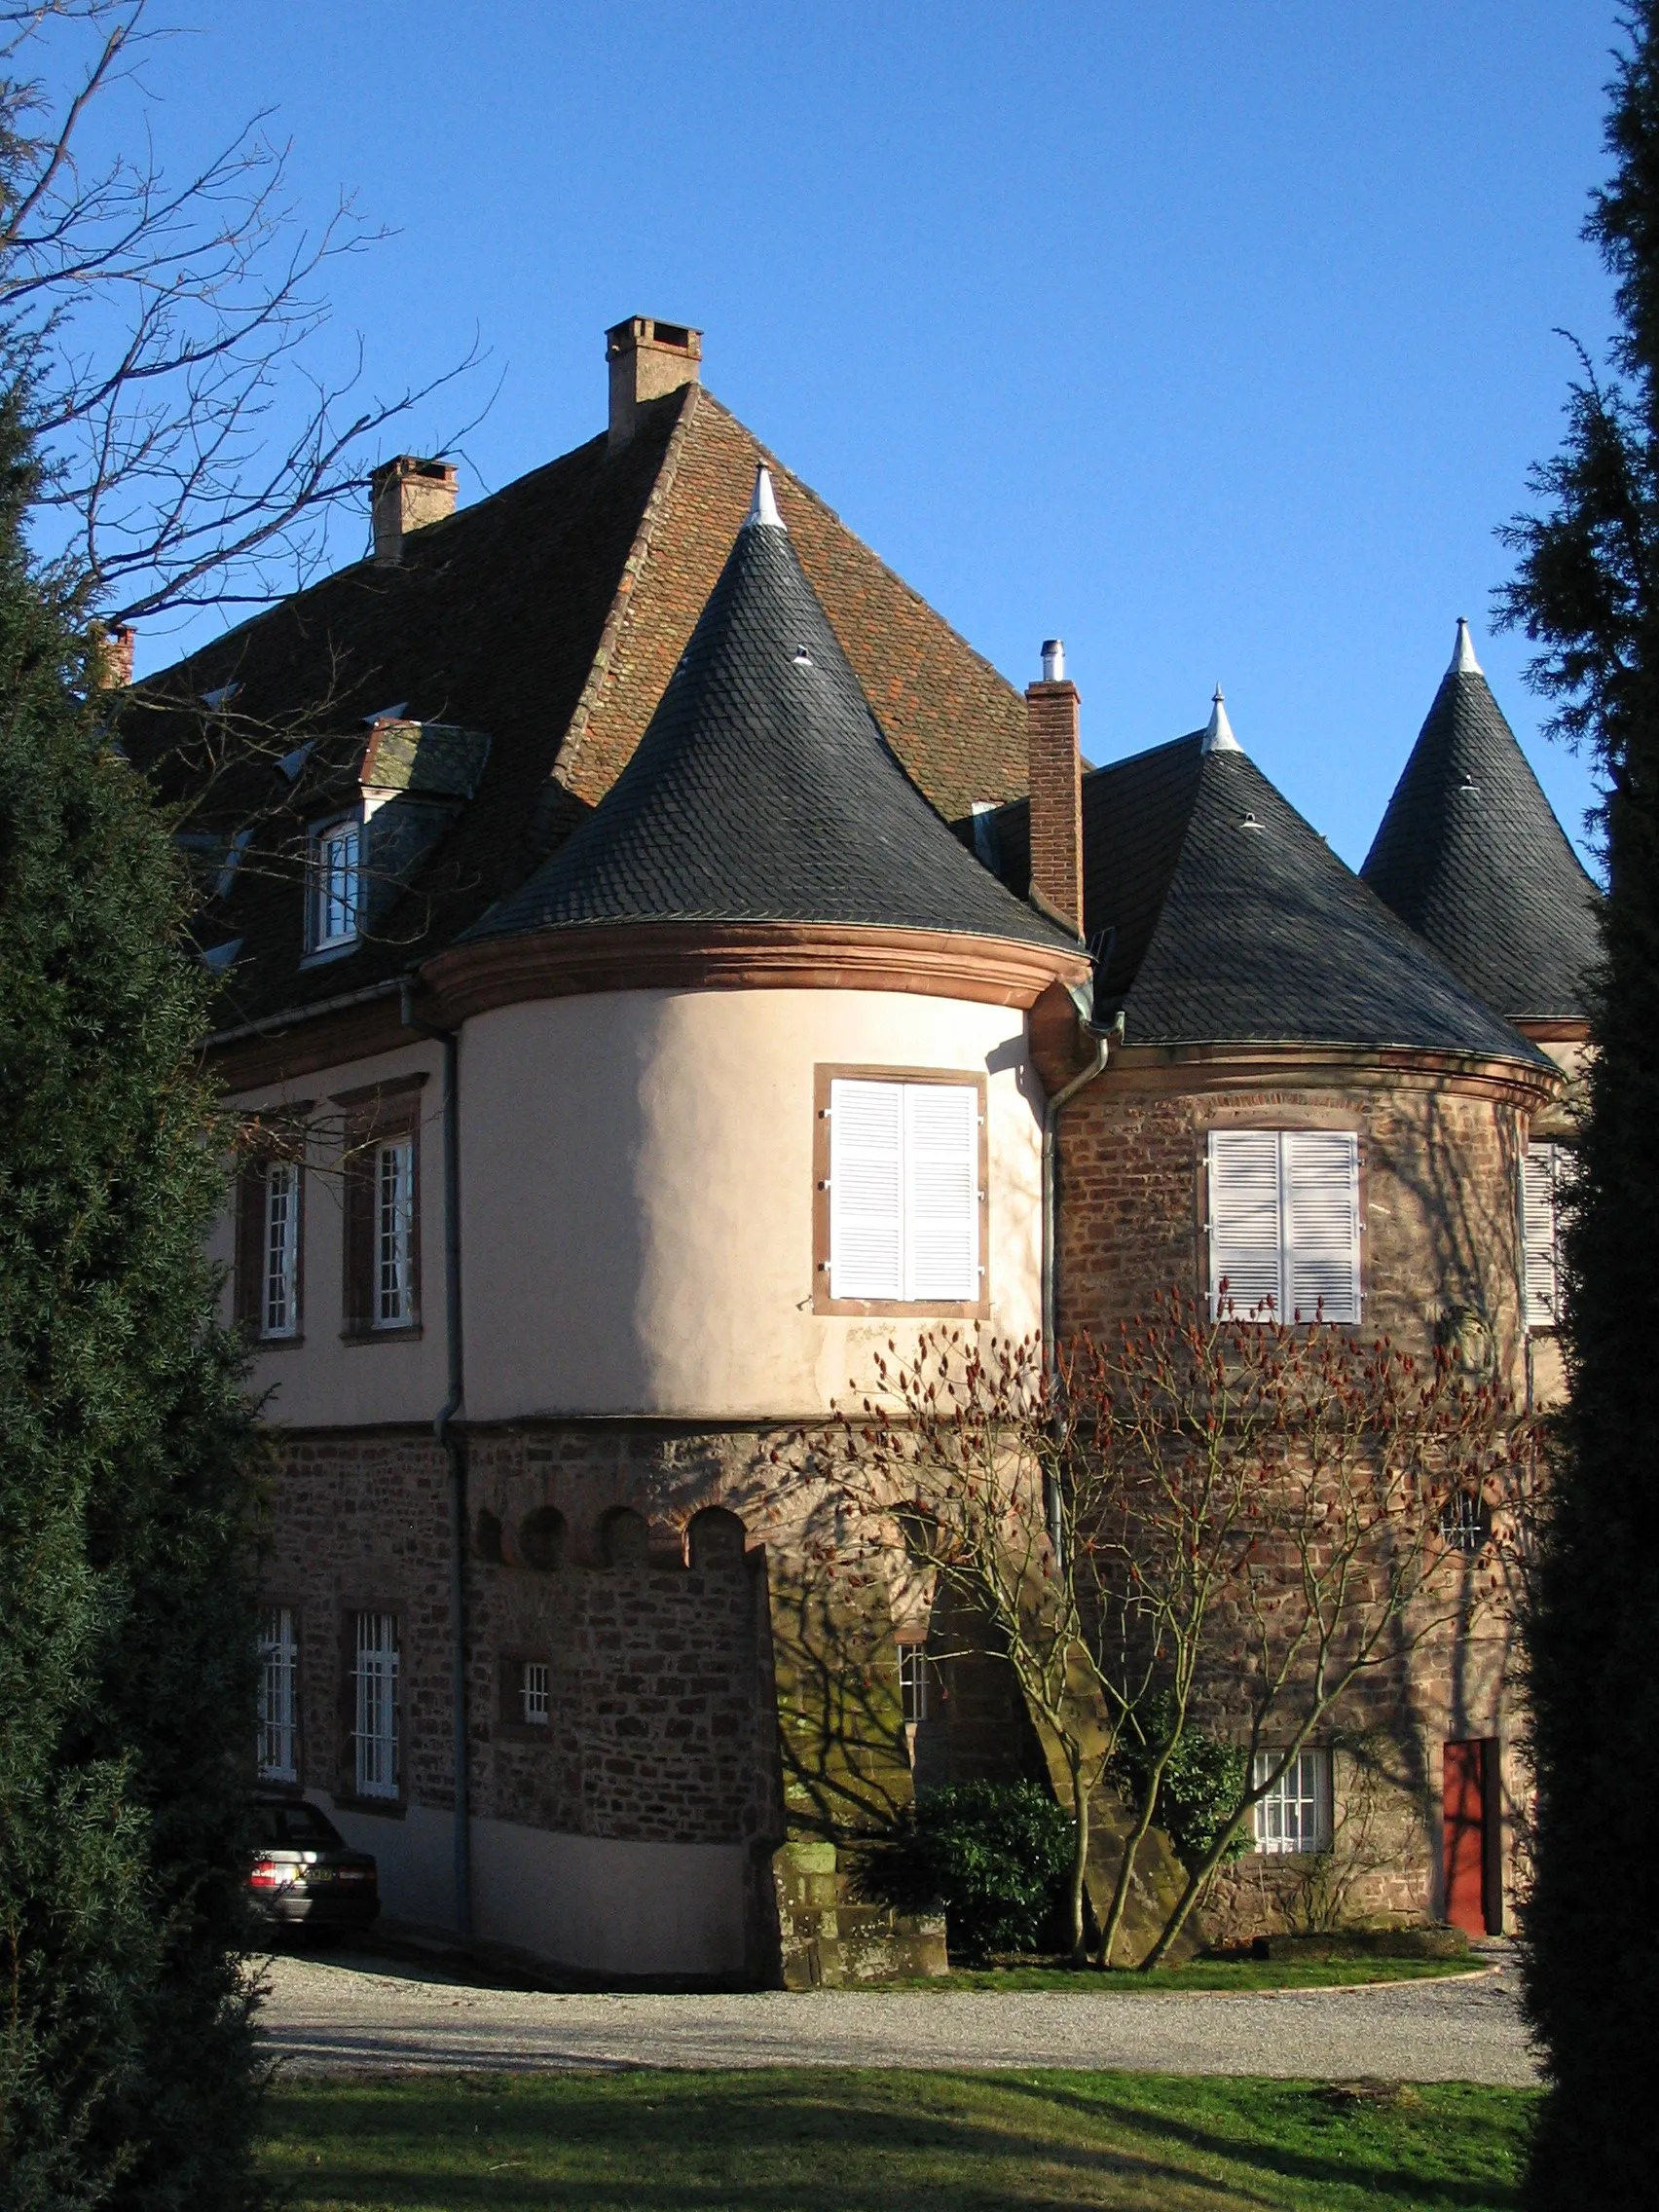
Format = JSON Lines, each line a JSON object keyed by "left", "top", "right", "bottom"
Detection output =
{"left": 521, "top": 1660, "right": 550, "bottom": 1726}
{"left": 352, "top": 1612, "right": 399, "bottom": 1799}
{"left": 257, "top": 1605, "right": 299, "bottom": 1783}
{"left": 1252, "top": 1749, "right": 1332, "bottom": 1855}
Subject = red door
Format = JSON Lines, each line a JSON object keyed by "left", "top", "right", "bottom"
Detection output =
{"left": 1442, "top": 1739, "right": 1496, "bottom": 1936}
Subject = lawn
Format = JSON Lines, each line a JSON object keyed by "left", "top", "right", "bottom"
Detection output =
{"left": 865, "top": 1955, "right": 1484, "bottom": 1993}
{"left": 261, "top": 2068, "right": 1534, "bottom": 2210}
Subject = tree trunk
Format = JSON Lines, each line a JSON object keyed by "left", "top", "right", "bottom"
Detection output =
{"left": 1096, "top": 1750, "right": 1173, "bottom": 1968}
{"left": 1065, "top": 1746, "right": 1091, "bottom": 1960}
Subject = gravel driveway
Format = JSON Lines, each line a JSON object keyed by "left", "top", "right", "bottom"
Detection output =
{"left": 258, "top": 1948, "right": 1537, "bottom": 2085}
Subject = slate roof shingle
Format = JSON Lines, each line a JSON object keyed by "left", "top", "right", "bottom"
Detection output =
{"left": 472, "top": 492, "right": 1078, "bottom": 952}
{"left": 1360, "top": 638, "right": 1601, "bottom": 1024}
{"left": 141, "top": 382, "right": 1033, "bottom": 1034}
{"left": 968, "top": 734, "right": 1550, "bottom": 1064}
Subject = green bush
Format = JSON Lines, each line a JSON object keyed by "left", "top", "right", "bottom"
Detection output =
{"left": 1111, "top": 1699, "right": 1251, "bottom": 1873}
{"left": 858, "top": 1781, "right": 1074, "bottom": 1958}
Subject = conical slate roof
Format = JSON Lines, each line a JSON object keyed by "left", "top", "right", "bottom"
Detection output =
{"left": 1088, "top": 727, "right": 1549, "bottom": 1062}
{"left": 470, "top": 474, "right": 1078, "bottom": 952}
{"left": 1360, "top": 624, "right": 1600, "bottom": 1024}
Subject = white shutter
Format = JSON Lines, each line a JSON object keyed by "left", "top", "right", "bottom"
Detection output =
{"left": 830, "top": 1080, "right": 903, "bottom": 1299}
{"left": 1208, "top": 1130, "right": 1283, "bottom": 1318}
{"left": 903, "top": 1084, "right": 978, "bottom": 1302}
{"left": 1282, "top": 1130, "right": 1361, "bottom": 1323}
{"left": 1523, "top": 1142, "right": 1561, "bottom": 1328}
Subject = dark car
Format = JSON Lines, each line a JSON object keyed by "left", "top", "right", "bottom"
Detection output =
{"left": 248, "top": 1796, "right": 379, "bottom": 1937}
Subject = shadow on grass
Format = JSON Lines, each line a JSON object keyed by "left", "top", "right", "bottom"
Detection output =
{"left": 262, "top": 2070, "right": 1532, "bottom": 2212}
{"left": 993, "top": 2075, "right": 1530, "bottom": 2210}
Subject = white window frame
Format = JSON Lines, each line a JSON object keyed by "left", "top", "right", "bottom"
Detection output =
{"left": 1207, "top": 1128, "right": 1361, "bottom": 1323}
{"left": 1524, "top": 1142, "right": 1566, "bottom": 1331}
{"left": 308, "top": 811, "right": 362, "bottom": 953}
{"left": 262, "top": 1161, "right": 300, "bottom": 1339}
{"left": 825, "top": 1075, "right": 982, "bottom": 1306}
{"left": 352, "top": 1611, "right": 400, "bottom": 1799}
{"left": 521, "top": 1660, "right": 550, "bottom": 1727}
{"left": 1253, "top": 1749, "right": 1332, "bottom": 1856}
{"left": 258, "top": 1605, "right": 299, "bottom": 1784}
{"left": 899, "top": 1642, "right": 930, "bottom": 1726}
{"left": 373, "top": 1137, "right": 416, "bottom": 1329}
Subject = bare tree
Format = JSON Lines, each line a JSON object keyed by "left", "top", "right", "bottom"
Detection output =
{"left": 823, "top": 1328, "right": 1160, "bottom": 1962}
{"left": 0, "top": 0, "right": 483, "bottom": 625}
{"left": 828, "top": 1297, "right": 1534, "bottom": 1971}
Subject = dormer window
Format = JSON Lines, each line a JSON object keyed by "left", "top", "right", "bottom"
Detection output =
{"left": 308, "top": 812, "right": 362, "bottom": 952}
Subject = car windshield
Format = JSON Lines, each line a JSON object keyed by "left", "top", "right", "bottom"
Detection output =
{"left": 253, "top": 1801, "right": 345, "bottom": 1851}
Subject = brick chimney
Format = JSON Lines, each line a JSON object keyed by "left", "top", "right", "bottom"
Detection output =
{"left": 371, "top": 456, "right": 459, "bottom": 565}
{"left": 93, "top": 622, "right": 135, "bottom": 689}
{"left": 1026, "top": 639, "right": 1084, "bottom": 934}
{"left": 607, "top": 315, "right": 702, "bottom": 450}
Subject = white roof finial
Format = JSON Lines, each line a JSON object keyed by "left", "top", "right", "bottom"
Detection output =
{"left": 746, "top": 463, "right": 786, "bottom": 531}
{"left": 1203, "top": 684, "right": 1240, "bottom": 754}
{"left": 1450, "top": 617, "right": 1483, "bottom": 676}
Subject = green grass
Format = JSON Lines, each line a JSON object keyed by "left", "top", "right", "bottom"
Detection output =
{"left": 262, "top": 2069, "right": 1534, "bottom": 2210}
{"left": 865, "top": 1956, "right": 1486, "bottom": 1992}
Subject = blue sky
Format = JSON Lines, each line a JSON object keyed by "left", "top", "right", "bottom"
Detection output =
{"left": 106, "top": 2, "right": 1620, "bottom": 869}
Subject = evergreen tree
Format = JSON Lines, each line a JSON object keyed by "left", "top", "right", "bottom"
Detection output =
{"left": 0, "top": 374, "right": 265, "bottom": 2208}
{"left": 1497, "top": 8, "right": 1659, "bottom": 2201}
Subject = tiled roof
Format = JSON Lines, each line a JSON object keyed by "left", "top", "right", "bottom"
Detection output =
{"left": 140, "top": 383, "right": 1031, "bottom": 1036}
{"left": 472, "top": 485, "right": 1077, "bottom": 952}
{"left": 1360, "top": 643, "right": 1601, "bottom": 1024}
{"left": 969, "top": 734, "right": 1550, "bottom": 1062}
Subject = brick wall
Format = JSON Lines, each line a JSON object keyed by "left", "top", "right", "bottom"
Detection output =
{"left": 262, "top": 1423, "right": 784, "bottom": 1856}
{"left": 1054, "top": 1062, "right": 1532, "bottom": 1389}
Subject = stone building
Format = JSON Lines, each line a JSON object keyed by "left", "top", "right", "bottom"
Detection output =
{"left": 149, "top": 318, "right": 1597, "bottom": 1976}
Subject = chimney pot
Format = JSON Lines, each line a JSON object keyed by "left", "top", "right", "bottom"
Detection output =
{"left": 371, "top": 455, "right": 458, "bottom": 565}
{"left": 1026, "top": 647, "right": 1084, "bottom": 936}
{"left": 607, "top": 315, "right": 702, "bottom": 450}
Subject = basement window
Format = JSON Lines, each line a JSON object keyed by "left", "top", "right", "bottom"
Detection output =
{"left": 521, "top": 1661, "right": 550, "bottom": 1727}
{"left": 1253, "top": 1750, "right": 1332, "bottom": 1856}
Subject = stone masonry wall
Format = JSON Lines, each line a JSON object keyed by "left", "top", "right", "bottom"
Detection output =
{"left": 1050, "top": 1062, "right": 1535, "bottom": 1938}
{"left": 1055, "top": 1064, "right": 1533, "bottom": 1389}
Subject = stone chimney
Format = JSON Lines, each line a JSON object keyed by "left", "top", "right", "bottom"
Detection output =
{"left": 1026, "top": 639, "right": 1084, "bottom": 935}
{"left": 607, "top": 315, "right": 702, "bottom": 450}
{"left": 371, "top": 456, "right": 459, "bottom": 565}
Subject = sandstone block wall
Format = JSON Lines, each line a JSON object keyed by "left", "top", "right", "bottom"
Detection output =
{"left": 1055, "top": 1066, "right": 1532, "bottom": 1390}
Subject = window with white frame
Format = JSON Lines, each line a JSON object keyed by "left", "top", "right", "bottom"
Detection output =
{"left": 520, "top": 1660, "right": 550, "bottom": 1727}
{"left": 258, "top": 1605, "right": 298, "bottom": 1783}
{"left": 826, "top": 1077, "right": 981, "bottom": 1304}
{"left": 374, "top": 1137, "right": 416, "bottom": 1328}
{"left": 1208, "top": 1129, "right": 1361, "bottom": 1323}
{"left": 262, "top": 1161, "right": 300, "bottom": 1338}
{"left": 899, "top": 1643, "right": 931, "bottom": 1726}
{"left": 1253, "top": 1749, "right": 1332, "bottom": 1855}
{"left": 1524, "top": 1142, "right": 1567, "bottom": 1329}
{"left": 351, "top": 1611, "right": 399, "bottom": 1799}
{"left": 308, "top": 813, "right": 362, "bottom": 951}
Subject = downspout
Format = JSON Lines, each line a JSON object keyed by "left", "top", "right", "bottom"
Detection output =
{"left": 401, "top": 977, "right": 471, "bottom": 1937}
{"left": 1042, "top": 990, "right": 1120, "bottom": 1363}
